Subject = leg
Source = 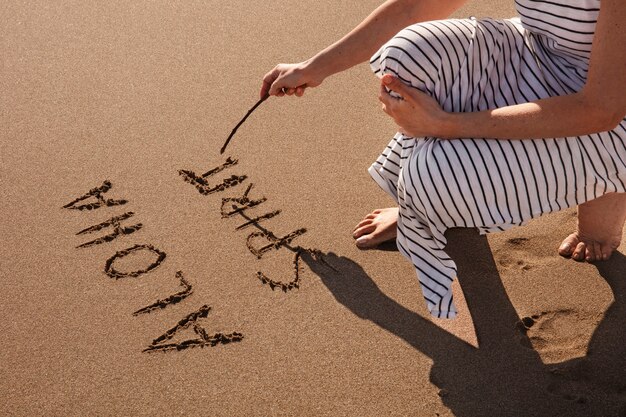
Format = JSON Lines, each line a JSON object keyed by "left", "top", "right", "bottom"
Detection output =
{"left": 559, "top": 192, "right": 626, "bottom": 262}
{"left": 356, "top": 19, "right": 478, "bottom": 249}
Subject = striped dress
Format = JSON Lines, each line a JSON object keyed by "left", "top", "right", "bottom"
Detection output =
{"left": 368, "top": 0, "right": 626, "bottom": 318}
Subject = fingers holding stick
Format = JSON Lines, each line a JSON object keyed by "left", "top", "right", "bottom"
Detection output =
{"left": 225, "top": 62, "right": 317, "bottom": 155}
{"left": 220, "top": 85, "right": 306, "bottom": 155}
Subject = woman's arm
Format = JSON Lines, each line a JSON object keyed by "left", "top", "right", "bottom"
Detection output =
{"left": 260, "top": 0, "right": 468, "bottom": 98}
{"left": 381, "top": 0, "right": 626, "bottom": 139}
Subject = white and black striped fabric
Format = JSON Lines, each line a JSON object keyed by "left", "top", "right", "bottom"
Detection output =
{"left": 368, "top": 0, "right": 626, "bottom": 318}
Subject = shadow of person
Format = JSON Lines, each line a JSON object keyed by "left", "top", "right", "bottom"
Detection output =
{"left": 550, "top": 251, "right": 626, "bottom": 403}
{"left": 587, "top": 252, "right": 626, "bottom": 391}
{"left": 301, "top": 228, "right": 624, "bottom": 417}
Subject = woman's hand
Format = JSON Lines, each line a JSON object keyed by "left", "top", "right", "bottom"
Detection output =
{"left": 260, "top": 62, "right": 325, "bottom": 99}
{"left": 258, "top": 0, "right": 470, "bottom": 100}
{"left": 378, "top": 74, "right": 451, "bottom": 138}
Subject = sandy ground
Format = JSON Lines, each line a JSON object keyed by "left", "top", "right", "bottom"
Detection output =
{"left": 1, "top": 1, "right": 625, "bottom": 416}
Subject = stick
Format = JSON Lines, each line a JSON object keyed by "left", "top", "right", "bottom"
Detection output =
{"left": 220, "top": 93, "right": 270, "bottom": 154}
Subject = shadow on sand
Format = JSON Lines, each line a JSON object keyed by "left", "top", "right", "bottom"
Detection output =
{"left": 302, "top": 228, "right": 626, "bottom": 417}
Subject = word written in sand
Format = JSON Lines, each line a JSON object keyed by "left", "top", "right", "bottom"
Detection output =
{"left": 63, "top": 181, "right": 243, "bottom": 353}
{"left": 178, "top": 156, "right": 333, "bottom": 292}
{"left": 63, "top": 180, "right": 128, "bottom": 211}
{"left": 75, "top": 212, "right": 143, "bottom": 249}
{"left": 133, "top": 271, "right": 193, "bottom": 316}
{"left": 143, "top": 305, "right": 244, "bottom": 353}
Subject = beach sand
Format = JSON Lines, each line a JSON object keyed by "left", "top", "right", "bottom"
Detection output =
{"left": 1, "top": 1, "right": 625, "bottom": 416}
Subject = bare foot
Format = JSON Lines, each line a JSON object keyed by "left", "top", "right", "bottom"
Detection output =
{"left": 559, "top": 193, "right": 626, "bottom": 262}
{"left": 353, "top": 207, "right": 399, "bottom": 249}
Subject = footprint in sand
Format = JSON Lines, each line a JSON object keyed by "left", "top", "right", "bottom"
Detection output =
{"left": 507, "top": 237, "right": 530, "bottom": 245}
{"left": 497, "top": 257, "right": 534, "bottom": 271}
{"left": 518, "top": 309, "right": 601, "bottom": 363}
{"left": 494, "top": 237, "right": 540, "bottom": 271}
{"left": 517, "top": 310, "right": 603, "bottom": 405}
{"left": 545, "top": 379, "right": 589, "bottom": 405}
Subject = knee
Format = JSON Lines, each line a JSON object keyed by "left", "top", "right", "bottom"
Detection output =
{"left": 371, "top": 24, "right": 441, "bottom": 95}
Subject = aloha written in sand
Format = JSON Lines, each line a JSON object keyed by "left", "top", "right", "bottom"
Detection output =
{"left": 63, "top": 155, "right": 327, "bottom": 353}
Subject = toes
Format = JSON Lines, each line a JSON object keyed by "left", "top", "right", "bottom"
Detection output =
{"left": 353, "top": 212, "right": 380, "bottom": 232}
{"left": 588, "top": 241, "right": 610, "bottom": 262}
{"left": 589, "top": 241, "right": 603, "bottom": 262}
{"left": 353, "top": 224, "right": 376, "bottom": 239}
{"left": 356, "top": 230, "right": 387, "bottom": 249}
{"left": 355, "top": 233, "right": 376, "bottom": 249}
{"left": 598, "top": 241, "right": 615, "bottom": 261}
{"left": 559, "top": 232, "right": 618, "bottom": 262}
{"left": 558, "top": 234, "right": 579, "bottom": 257}
{"left": 572, "top": 241, "right": 587, "bottom": 262}
{"left": 353, "top": 208, "right": 398, "bottom": 249}
{"left": 353, "top": 219, "right": 374, "bottom": 233}
{"left": 584, "top": 241, "right": 596, "bottom": 262}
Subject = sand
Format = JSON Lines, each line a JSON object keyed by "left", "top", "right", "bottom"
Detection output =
{"left": 1, "top": 1, "right": 625, "bottom": 416}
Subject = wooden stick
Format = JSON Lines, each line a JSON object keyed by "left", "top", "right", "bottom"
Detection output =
{"left": 220, "top": 93, "right": 270, "bottom": 154}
